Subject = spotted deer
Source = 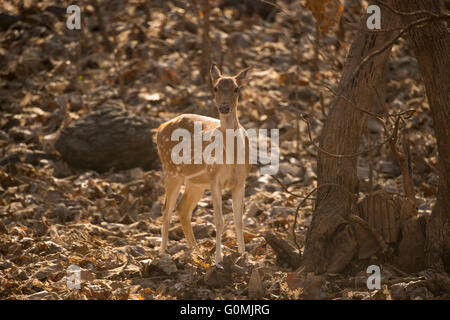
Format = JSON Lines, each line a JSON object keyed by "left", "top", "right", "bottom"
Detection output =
{"left": 156, "top": 64, "right": 251, "bottom": 264}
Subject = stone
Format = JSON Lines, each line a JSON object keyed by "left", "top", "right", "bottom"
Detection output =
{"left": 12, "top": 268, "right": 28, "bottom": 281}
{"left": 204, "top": 266, "right": 232, "bottom": 289}
{"left": 55, "top": 106, "right": 158, "bottom": 172}
{"left": 245, "top": 202, "right": 260, "bottom": 218}
{"left": 144, "top": 253, "right": 177, "bottom": 276}
{"left": 409, "top": 286, "right": 433, "bottom": 300}
{"left": 303, "top": 167, "right": 316, "bottom": 186}
{"left": 390, "top": 283, "right": 409, "bottom": 300}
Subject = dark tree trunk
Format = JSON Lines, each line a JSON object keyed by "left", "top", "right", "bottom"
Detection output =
{"left": 393, "top": 0, "right": 450, "bottom": 272}
{"left": 303, "top": 2, "right": 401, "bottom": 273}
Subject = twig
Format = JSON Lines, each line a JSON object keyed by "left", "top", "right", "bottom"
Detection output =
{"left": 300, "top": 114, "right": 401, "bottom": 159}
{"left": 334, "top": 13, "right": 449, "bottom": 111}
{"left": 372, "top": 0, "right": 441, "bottom": 18}
{"left": 384, "top": 263, "right": 410, "bottom": 278}
{"left": 319, "top": 91, "right": 326, "bottom": 117}
{"left": 269, "top": 174, "right": 316, "bottom": 200}
{"left": 320, "top": 83, "right": 386, "bottom": 124}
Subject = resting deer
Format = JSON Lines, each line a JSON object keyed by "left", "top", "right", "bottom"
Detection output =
{"left": 156, "top": 64, "right": 251, "bottom": 264}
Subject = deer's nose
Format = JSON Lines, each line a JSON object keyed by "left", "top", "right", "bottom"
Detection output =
{"left": 219, "top": 104, "right": 230, "bottom": 114}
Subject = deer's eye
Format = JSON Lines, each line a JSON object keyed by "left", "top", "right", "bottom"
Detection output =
{"left": 234, "top": 87, "right": 239, "bottom": 93}
{"left": 214, "top": 87, "right": 218, "bottom": 92}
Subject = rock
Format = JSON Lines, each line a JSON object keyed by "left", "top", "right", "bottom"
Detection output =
{"left": 8, "top": 127, "right": 34, "bottom": 142}
{"left": 269, "top": 206, "right": 295, "bottom": 216}
{"left": 226, "top": 32, "right": 253, "bottom": 49}
{"left": 0, "top": 221, "right": 8, "bottom": 234}
{"left": 100, "top": 260, "right": 139, "bottom": 280}
{"left": 144, "top": 253, "right": 177, "bottom": 276}
{"left": 169, "top": 222, "right": 214, "bottom": 240}
{"left": 33, "top": 270, "right": 49, "bottom": 282}
{"left": 381, "top": 268, "right": 394, "bottom": 284}
{"left": 128, "top": 167, "right": 145, "bottom": 180}
{"left": 12, "top": 268, "right": 28, "bottom": 281}
{"left": 0, "top": 13, "right": 20, "bottom": 31}
{"left": 90, "top": 213, "right": 102, "bottom": 225}
{"left": 172, "top": 20, "right": 197, "bottom": 34}
{"left": 256, "top": 175, "right": 272, "bottom": 187}
{"left": 0, "top": 260, "right": 12, "bottom": 270}
{"left": 233, "top": 253, "right": 252, "bottom": 274}
{"left": 243, "top": 216, "right": 257, "bottom": 228}
{"left": 192, "top": 223, "right": 215, "bottom": 239}
{"left": 390, "top": 283, "right": 409, "bottom": 300}
{"left": 288, "top": 87, "right": 318, "bottom": 102}
{"left": 391, "top": 56, "right": 420, "bottom": 80}
{"left": 282, "top": 173, "right": 296, "bottom": 186}
{"left": 367, "top": 119, "right": 383, "bottom": 134}
{"left": 303, "top": 167, "right": 316, "bottom": 186}
{"left": 33, "top": 220, "right": 48, "bottom": 237}
{"left": 55, "top": 106, "right": 157, "bottom": 172}
{"left": 358, "top": 166, "right": 379, "bottom": 192}
{"left": 150, "top": 200, "right": 162, "bottom": 218}
{"left": 219, "top": 0, "right": 278, "bottom": 21}
{"left": 121, "top": 264, "right": 142, "bottom": 279}
{"left": 20, "top": 237, "right": 33, "bottom": 249}
{"left": 409, "top": 286, "right": 433, "bottom": 300}
{"left": 204, "top": 266, "right": 232, "bottom": 289}
{"left": 301, "top": 215, "right": 312, "bottom": 227}
{"left": 378, "top": 160, "right": 401, "bottom": 177}
{"left": 50, "top": 203, "right": 71, "bottom": 223}
{"left": 404, "top": 280, "right": 430, "bottom": 296}
{"left": 44, "top": 241, "right": 65, "bottom": 254}
{"left": 245, "top": 202, "right": 261, "bottom": 218}
{"left": 128, "top": 245, "right": 147, "bottom": 258}
{"left": 358, "top": 166, "right": 377, "bottom": 181}
{"left": 248, "top": 268, "right": 265, "bottom": 298}
{"left": 263, "top": 232, "right": 302, "bottom": 269}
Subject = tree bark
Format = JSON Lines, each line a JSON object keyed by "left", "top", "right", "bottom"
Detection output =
{"left": 393, "top": 0, "right": 450, "bottom": 272}
{"left": 303, "top": 2, "right": 401, "bottom": 273}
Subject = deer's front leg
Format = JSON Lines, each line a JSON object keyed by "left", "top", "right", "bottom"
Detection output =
{"left": 232, "top": 184, "right": 245, "bottom": 254}
{"left": 211, "top": 183, "right": 224, "bottom": 264}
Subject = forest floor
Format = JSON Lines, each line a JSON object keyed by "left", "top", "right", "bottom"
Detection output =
{"left": 0, "top": 0, "right": 448, "bottom": 299}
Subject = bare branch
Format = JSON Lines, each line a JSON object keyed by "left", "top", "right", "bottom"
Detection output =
{"left": 334, "top": 13, "right": 449, "bottom": 111}
{"left": 300, "top": 114, "right": 402, "bottom": 159}
{"left": 270, "top": 174, "right": 316, "bottom": 200}
{"left": 372, "top": 0, "right": 441, "bottom": 18}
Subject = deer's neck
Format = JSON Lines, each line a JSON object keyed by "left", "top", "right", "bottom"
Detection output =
{"left": 219, "top": 112, "right": 240, "bottom": 130}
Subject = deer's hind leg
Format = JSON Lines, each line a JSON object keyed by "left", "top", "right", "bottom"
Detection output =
{"left": 160, "top": 174, "right": 183, "bottom": 253}
{"left": 175, "top": 182, "right": 204, "bottom": 250}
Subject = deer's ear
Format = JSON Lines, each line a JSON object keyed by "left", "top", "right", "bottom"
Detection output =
{"left": 234, "top": 67, "right": 250, "bottom": 87}
{"left": 210, "top": 64, "right": 222, "bottom": 84}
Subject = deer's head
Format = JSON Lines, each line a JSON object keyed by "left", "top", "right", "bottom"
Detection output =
{"left": 210, "top": 64, "right": 249, "bottom": 115}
